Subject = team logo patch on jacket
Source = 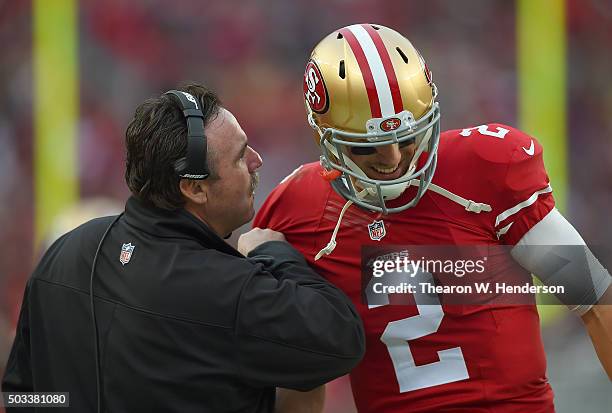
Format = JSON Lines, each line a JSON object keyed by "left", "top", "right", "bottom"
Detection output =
{"left": 367, "top": 220, "right": 386, "bottom": 241}
{"left": 119, "top": 243, "right": 135, "bottom": 265}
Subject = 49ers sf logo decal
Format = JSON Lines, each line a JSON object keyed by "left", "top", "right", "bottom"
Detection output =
{"left": 303, "top": 60, "right": 329, "bottom": 114}
{"left": 380, "top": 117, "right": 401, "bottom": 132}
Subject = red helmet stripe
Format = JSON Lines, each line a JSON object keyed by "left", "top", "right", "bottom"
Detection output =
{"left": 362, "top": 24, "right": 404, "bottom": 115}
{"left": 339, "top": 27, "right": 382, "bottom": 118}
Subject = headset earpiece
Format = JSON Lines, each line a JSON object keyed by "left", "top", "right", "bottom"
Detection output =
{"left": 164, "top": 90, "right": 209, "bottom": 180}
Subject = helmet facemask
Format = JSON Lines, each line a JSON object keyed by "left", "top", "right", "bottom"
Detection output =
{"left": 312, "top": 102, "right": 440, "bottom": 215}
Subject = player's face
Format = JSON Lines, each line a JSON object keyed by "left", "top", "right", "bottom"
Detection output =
{"left": 203, "top": 108, "right": 262, "bottom": 236}
{"left": 344, "top": 140, "right": 417, "bottom": 181}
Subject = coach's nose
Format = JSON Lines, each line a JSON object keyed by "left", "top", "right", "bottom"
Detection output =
{"left": 247, "top": 146, "right": 263, "bottom": 172}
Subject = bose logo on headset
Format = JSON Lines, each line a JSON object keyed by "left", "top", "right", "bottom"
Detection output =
{"left": 181, "top": 173, "right": 207, "bottom": 179}
{"left": 180, "top": 91, "right": 199, "bottom": 109}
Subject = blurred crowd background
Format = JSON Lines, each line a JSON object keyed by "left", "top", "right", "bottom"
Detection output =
{"left": 1, "top": 0, "right": 611, "bottom": 412}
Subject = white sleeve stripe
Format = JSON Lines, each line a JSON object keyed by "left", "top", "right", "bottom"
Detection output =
{"left": 494, "top": 184, "right": 553, "bottom": 227}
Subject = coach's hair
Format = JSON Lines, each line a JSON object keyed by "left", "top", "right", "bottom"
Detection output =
{"left": 125, "top": 83, "right": 221, "bottom": 210}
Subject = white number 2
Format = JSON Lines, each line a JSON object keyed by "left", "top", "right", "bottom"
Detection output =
{"left": 460, "top": 124, "right": 509, "bottom": 139}
{"left": 368, "top": 271, "right": 469, "bottom": 393}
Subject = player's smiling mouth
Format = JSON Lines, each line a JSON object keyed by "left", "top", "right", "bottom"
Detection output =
{"left": 372, "top": 165, "right": 399, "bottom": 174}
{"left": 369, "top": 164, "right": 405, "bottom": 180}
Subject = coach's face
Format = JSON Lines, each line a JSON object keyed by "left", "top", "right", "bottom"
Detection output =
{"left": 183, "top": 108, "right": 262, "bottom": 237}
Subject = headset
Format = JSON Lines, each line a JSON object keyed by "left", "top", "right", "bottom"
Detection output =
{"left": 89, "top": 90, "right": 208, "bottom": 413}
{"left": 165, "top": 90, "right": 210, "bottom": 180}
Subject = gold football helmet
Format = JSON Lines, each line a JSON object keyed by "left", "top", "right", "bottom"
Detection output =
{"left": 303, "top": 23, "right": 440, "bottom": 214}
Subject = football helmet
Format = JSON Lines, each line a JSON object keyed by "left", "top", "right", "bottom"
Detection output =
{"left": 303, "top": 23, "right": 440, "bottom": 214}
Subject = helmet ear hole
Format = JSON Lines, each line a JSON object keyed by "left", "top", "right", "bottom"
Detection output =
{"left": 339, "top": 61, "right": 346, "bottom": 79}
{"left": 396, "top": 47, "right": 409, "bottom": 64}
{"left": 337, "top": 32, "right": 343, "bottom": 39}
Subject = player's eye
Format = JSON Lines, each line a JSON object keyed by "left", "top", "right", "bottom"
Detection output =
{"left": 350, "top": 146, "right": 377, "bottom": 155}
{"left": 349, "top": 138, "right": 415, "bottom": 155}
{"left": 399, "top": 137, "right": 416, "bottom": 148}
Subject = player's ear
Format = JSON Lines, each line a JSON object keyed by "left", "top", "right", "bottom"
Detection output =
{"left": 179, "top": 179, "right": 208, "bottom": 205}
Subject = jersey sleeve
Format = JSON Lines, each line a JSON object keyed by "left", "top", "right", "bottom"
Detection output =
{"left": 253, "top": 163, "right": 324, "bottom": 258}
{"left": 484, "top": 124, "right": 556, "bottom": 245}
{"left": 253, "top": 166, "right": 301, "bottom": 232}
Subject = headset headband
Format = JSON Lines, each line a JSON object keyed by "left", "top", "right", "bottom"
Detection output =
{"left": 164, "top": 90, "right": 209, "bottom": 179}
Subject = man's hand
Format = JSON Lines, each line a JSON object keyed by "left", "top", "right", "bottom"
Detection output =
{"left": 238, "top": 228, "right": 286, "bottom": 256}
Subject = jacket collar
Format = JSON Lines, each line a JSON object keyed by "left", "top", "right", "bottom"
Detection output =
{"left": 123, "top": 196, "right": 242, "bottom": 257}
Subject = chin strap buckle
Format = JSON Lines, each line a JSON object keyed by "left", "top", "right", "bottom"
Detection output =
{"left": 464, "top": 200, "right": 492, "bottom": 213}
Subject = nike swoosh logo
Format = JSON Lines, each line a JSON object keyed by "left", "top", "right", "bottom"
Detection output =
{"left": 522, "top": 140, "right": 535, "bottom": 156}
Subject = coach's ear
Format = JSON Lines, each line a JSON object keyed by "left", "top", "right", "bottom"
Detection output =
{"left": 180, "top": 179, "right": 208, "bottom": 205}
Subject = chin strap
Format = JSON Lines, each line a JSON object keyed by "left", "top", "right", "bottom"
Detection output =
{"left": 315, "top": 198, "right": 353, "bottom": 261}
{"left": 314, "top": 183, "right": 492, "bottom": 261}
{"left": 315, "top": 189, "right": 369, "bottom": 261}
{"left": 410, "top": 180, "right": 492, "bottom": 213}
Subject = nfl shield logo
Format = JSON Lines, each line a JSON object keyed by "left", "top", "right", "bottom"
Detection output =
{"left": 119, "top": 243, "right": 135, "bottom": 265}
{"left": 367, "top": 220, "right": 386, "bottom": 241}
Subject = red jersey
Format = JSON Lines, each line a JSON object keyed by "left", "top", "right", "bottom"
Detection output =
{"left": 254, "top": 124, "right": 556, "bottom": 412}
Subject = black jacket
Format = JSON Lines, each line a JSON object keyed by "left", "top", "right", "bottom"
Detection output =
{"left": 2, "top": 197, "right": 365, "bottom": 412}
